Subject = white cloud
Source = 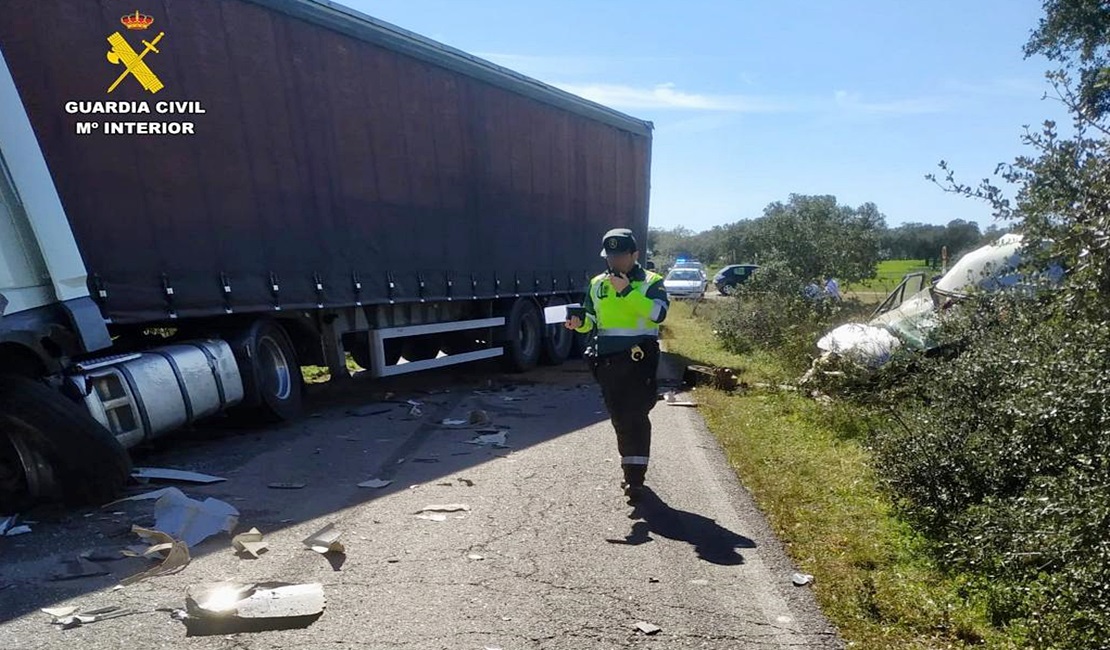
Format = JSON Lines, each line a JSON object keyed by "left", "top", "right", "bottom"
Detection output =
{"left": 552, "top": 82, "right": 789, "bottom": 112}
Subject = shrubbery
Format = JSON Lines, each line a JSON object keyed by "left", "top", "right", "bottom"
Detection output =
{"left": 867, "top": 293, "right": 1110, "bottom": 648}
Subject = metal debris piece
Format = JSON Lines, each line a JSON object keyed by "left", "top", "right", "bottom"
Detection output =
{"left": 120, "top": 526, "right": 191, "bottom": 585}
{"left": 0, "top": 515, "right": 21, "bottom": 535}
{"left": 457, "top": 478, "right": 475, "bottom": 487}
{"left": 635, "top": 621, "right": 662, "bottom": 635}
{"left": 648, "top": 577, "right": 660, "bottom": 583}
{"left": 357, "top": 478, "right": 392, "bottom": 489}
{"left": 409, "top": 405, "right": 423, "bottom": 417}
{"left": 267, "top": 482, "right": 306, "bottom": 490}
{"left": 441, "top": 418, "right": 467, "bottom": 426}
{"left": 183, "top": 582, "right": 325, "bottom": 636}
{"left": 792, "top": 572, "right": 814, "bottom": 587}
{"left": 232, "top": 528, "right": 268, "bottom": 559}
{"left": 153, "top": 488, "right": 239, "bottom": 547}
{"left": 302, "top": 523, "right": 345, "bottom": 555}
{"left": 416, "top": 513, "right": 448, "bottom": 522}
{"left": 5, "top": 524, "right": 31, "bottom": 537}
{"left": 47, "top": 605, "right": 137, "bottom": 629}
{"left": 132, "top": 467, "right": 226, "bottom": 484}
{"left": 103, "top": 487, "right": 179, "bottom": 507}
{"left": 50, "top": 557, "right": 111, "bottom": 581}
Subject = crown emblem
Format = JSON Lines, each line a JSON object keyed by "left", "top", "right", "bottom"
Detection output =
{"left": 607, "top": 238, "right": 619, "bottom": 248}
{"left": 121, "top": 10, "right": 154, "bottom": 30}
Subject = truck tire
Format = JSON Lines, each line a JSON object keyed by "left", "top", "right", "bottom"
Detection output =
{"left": 503, "top": 299, "right": 542, "bottom": 372}
{"left": 540, "top": 298, "right": 574, "bottom": 366}
{"left": 230, "top": 319, "right": 304, "bottom": 423}
{"left": 0, "top": 374, "right": 131, "bottom": 509}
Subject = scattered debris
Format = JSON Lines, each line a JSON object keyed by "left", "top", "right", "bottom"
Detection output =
{"left": 103, "top": 487, "right": 180, "bottom": 506}
{"left": 407, "top": 400, "right": 424, "bottom": 418}
{"left": 457, "top": 478, "right": 475, "bottom": 487}
{"left": 120, "top": 526, "right": 191, "bottom": 585}
{"left": 466, "top": 431, "right": 508, "bottom": 448}
{"left": 468, "top": 409, "right": 491, "bottom": 425}
{"left": 467, "top": 553, "right": 485, "bottom": 561}
{"left": 416, "top": 513, "right": 448, "bottom": 522}
{"left": 441, "top": 418, "right": 468, "bottom": 426}
{"left": 345, "top": 408, "right": 390, "bottom": 417}
{"left": 44, "top": 605, "right": 137, "bottom": 629}
{"left": 50, "top": 557, "right": 111, "bottom": 581}
{"left": 302, "top": 523, "right": 345, "bottom": 555}
{"left": 267, "top": 482, "right": 306, "bottom": 490}
{"left": 648, "top": 577, "right": 660, "bottom": 583}
{"left": 357, "top": 478, "right": 392, "bottom": 489}
{"left": 683, "top": 364, "right": 742, "bottom": 391}
{"left": 153, "top": 488, "right": 239, "bottom": 547}
{"left": 0, "top": 515, "right": 27, "bottom": 536}
{"left": 419, "top": 504, "right": 470, "bottom": 513}
{"left": 635, "top": 621, "right": 662, "bottom": 635}
{"left": 232, "top": 528, "right": 268, "bottom": 559}
{"left": 132, "top": 467, "right": 227, "bottom": 485}
{"left": 182, "top": 582, "right": 325, "bottom": 636}
{"left": 791, "top": 572, "right": 814, "bottom": 587}
{"left": 663, "top": 391, "right": 698, "bottom": 407}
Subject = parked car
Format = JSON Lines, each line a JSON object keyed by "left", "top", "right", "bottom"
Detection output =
{"left": 673, "top": 259, "right": 708, "bottom": 280}
{"left": 663, "top": 269, "right": 708, "bottom": 300}
{"left": 714, "top": 264, "right": 759, "bottom": 294}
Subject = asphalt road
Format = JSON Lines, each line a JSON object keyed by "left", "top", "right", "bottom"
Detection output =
{"left": 0, "top": 355, "right": 840, "bottom": 649}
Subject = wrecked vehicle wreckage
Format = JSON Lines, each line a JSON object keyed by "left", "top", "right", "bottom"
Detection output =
{"left": 803, "top": 234, "right": 1063, "bottom": 383}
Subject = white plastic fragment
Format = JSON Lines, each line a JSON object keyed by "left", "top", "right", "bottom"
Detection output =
{"left": 302, "top": 523, "right": 344, "bottom": 555}
{"left": 152, "top": 488, "right": 239, "bottom": 547}
{"left": 357, "top": 478, "right": 392, "bottom": 489}
{"left": 791, "top": 572, "right": 814, "bottom": 586}
{"left": 132, "top": 467, "right": 226, "bottom": 484}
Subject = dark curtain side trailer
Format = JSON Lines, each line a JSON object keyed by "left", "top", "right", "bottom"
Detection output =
{"left": 0, "top": 0, "right": 652, "bottom": 509}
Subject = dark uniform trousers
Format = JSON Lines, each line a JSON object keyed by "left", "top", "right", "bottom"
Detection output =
{"left": 591, "top": 339, "right": 660, "bottom": 487}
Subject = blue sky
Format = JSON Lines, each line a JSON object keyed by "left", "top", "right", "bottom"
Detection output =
{"left": 347, "top": 1, "right": 1064, "bottom": 232}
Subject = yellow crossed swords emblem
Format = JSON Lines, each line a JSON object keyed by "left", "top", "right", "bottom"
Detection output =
{"left": 106, "top": 30, "right": 165, "bottom": 94}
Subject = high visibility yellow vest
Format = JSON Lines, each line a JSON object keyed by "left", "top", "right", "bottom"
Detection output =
{"left": 584, "top": 270, "right": 666, "bottom": 339}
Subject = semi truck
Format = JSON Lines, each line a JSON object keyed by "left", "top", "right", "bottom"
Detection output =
{"left": 0, "top": 0, "right": 653, "bottom": 511}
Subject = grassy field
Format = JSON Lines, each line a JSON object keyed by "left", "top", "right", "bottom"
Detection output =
{"left": 661, "top": 301, "right": 1010, "bottom": 649}
{"left": 844, "top": 259, "right": 937, "bottom": 303}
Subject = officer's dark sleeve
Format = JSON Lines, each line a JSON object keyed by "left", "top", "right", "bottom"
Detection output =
{"left": 621, "top": 277, "right": 669, "bottom": 324}
{"left": 575, "top": 281, "right": 597, "bottom": 334}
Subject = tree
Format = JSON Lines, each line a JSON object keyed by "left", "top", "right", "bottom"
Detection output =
{"left": 745, "top": 194, "right": 886, "bottom": 283}
{"left": 1026, "top": 0, "right": 1110, "bottom": 116}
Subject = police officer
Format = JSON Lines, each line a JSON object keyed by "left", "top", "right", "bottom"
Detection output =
{"left": 565, "top": 228, "right": 669, "bottom": 502}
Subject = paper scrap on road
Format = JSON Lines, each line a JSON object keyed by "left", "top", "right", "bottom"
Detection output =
{"left": 791, "top": 572, "right": 814, "bottom": 586}
{"left": 466, "top": 431, "right": 508, "bottom": 447}
{"left": 120, "top": 526, "right": 191, "bottom": 586}
{"left": 183, "top": 582, "right": 325, "bottom": 636}
{"left": 267, "top": 482, "right": 306, "bottom": 490}
{"left": 232, "top": 528, "right": 268, "bottom": 559}
{"left": 302, "top": 523, "right": 345, "bottom": 555}
{"left": 357, "top": 478, "right": 392, "bottom": 489}
{"left": 132, "top": 467, "right": 226, "bottom": 484}
{"left": 635, "top": 621, "right": 662, "bottom": 635}
{"left": 153, "top": 488, "right": 239, "bottom": 547}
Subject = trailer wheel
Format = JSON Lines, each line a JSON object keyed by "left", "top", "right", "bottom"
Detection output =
{"left": 540, "top": 298, "right": 574, "bottom": 366}
{"left": 230, "top": 319, "right": 304, "bottom": 422}
{"left": 0, "top": 374, "right": 131, "bottom": 510}
{"left": 503, "top": 299, "right": 542, "bottom": 372}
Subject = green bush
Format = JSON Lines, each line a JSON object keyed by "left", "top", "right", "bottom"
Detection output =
{"left": 868, "top": 294, "right": 1110, "bottom": 647}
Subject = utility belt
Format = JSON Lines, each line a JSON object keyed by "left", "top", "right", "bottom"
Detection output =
{"left": 591, "top": 338, "right": 660, "bottom": 367}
